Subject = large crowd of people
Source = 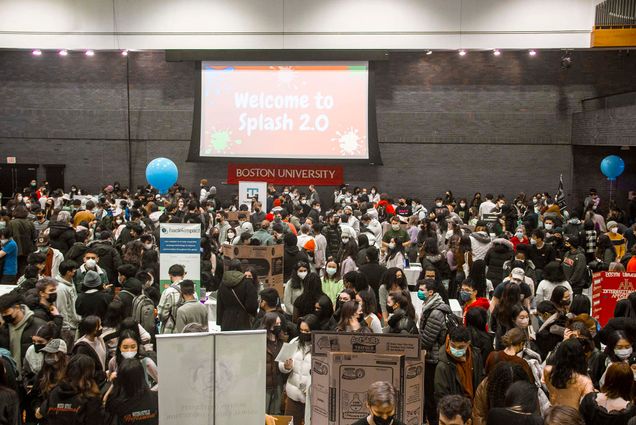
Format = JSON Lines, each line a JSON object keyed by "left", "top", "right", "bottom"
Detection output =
{"left": 0, "top": 179, "right": 635, "bottom": 425}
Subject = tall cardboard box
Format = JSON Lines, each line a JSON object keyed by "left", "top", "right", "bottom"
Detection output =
{"left": 331, "top": 352, "right": 405, "bottom": 425}
{"left": 222, "top": 243, "right": 284, "bottom": 296}
{"left": 311, "top": 332, "right": 424, "bottom": 425}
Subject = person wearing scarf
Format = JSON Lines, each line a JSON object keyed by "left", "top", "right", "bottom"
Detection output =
{"left": 434, "top": 325, "right": 484, "bottom": 403}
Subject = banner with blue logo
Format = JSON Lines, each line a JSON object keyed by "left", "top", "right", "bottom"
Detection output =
{"left": 159, "top": 223, "right": 201, "bottom": 296}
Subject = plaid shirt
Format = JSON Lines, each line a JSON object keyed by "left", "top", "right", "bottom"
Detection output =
{"left": 585, "top": 229, "right": 597, "bottom": 254}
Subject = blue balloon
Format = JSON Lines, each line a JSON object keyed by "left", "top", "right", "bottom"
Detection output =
{"left": 600, "top": 155, "right": 625, "bottom": 180}
{"left": 146, "top": 158, "right": 178, "bottom": 193}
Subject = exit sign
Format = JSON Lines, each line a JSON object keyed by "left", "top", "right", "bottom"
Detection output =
{"left": 6, "top": 157, "right": 16, "bottom": 164}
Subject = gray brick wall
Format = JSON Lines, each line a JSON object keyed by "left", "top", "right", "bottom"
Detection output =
{"left": 0, "top": 50, "right": 635, "bottom": 209}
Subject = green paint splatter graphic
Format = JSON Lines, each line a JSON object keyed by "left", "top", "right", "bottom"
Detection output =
{"left": 211, "top": 130, "right": 231, "bottom": 152}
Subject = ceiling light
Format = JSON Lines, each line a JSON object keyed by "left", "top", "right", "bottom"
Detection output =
{"left": 32, "top": 49, "right": 42, "bottom": 56}
{"left": 59, "top": 49, "right": 68, "bottom": 56}
{"left": 85, "top": 50, "right": 95, "bottom": 57}
{"left": 493, "top": 49, "right": 501, "bottom": 56}
{"left": 426, "top": 50, "right": 433, "bottom": 55}
{"left": 529, "top": 49, "right": 537, "bottom": 56}
{"left": 458, "top": 50, "right": 466, "bottom": 56}
{"left": 121, "top": 50, "right": 128, "bottom": 56}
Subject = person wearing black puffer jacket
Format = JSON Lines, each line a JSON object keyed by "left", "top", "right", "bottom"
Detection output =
{"left": 484, "top": 238, "right": 514, "bottom": 287}
{"left": 39, "top": 354, "right": 104, "bottom": 425}
{"left": 116, "top": 264, "right": 141, "bottom": 318}
{"left": 385, "top": 291, "right": 418, "bottom": 335}
{"left": 48, "top": 211, "right": 76, "bottom": 255}
{"left": 282, "top": 233, "right": 309, "bottom": 283}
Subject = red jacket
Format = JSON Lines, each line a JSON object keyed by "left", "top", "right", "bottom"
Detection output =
{"left": 510, "top": 236, "right": 529, "bottom": 252}
{"left": 463, "top": 297, "right": 491, "bottom": 328}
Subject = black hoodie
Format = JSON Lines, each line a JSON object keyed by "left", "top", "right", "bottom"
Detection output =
{"left": 40, "top": 382, "right": 104, "bottom": 425}
{"left": 105, "top": 389, "right": 158, "bottom": 425}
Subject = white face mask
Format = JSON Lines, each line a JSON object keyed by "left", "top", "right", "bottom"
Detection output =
{"left": 611, "top": 228, "right": 618, "bottom": 234}
{"left": 516, "top": 318, "right": 530, "bottom": 328}
{"left": 544, "top": 223, "right": 553, "bottom": 230}
{"left": 227, "top": 233, "right": 235, "bottom": 240}
{"left": 614, "top": 347, "right": 633, "bottom": 360}
{"left": 436, "top": 203, "right": 442, "bottom": 208}
{"left": 0, "top": 239, "right": 8, "bottom": 246}
{"left": 144, "top": 243, "right": 153, "bottom": 250}
{"left": 388, "top": 242, "right": 396, "bottom": 250}
{"left": 326, "top": 267, "right": 337, "bottom": 276}
{"left": 341, "top": 238, "right": 349, "bottom": 244}
{"left": 85, "top": 259, "right": 97, "bottom": 269}
{"left": 121, "top": 351, "right": 137, "bottom": 359}
{"left": 115, "top": 219, "right": 123, "bottom": 225}
{"left": 515, "top": 232, "right": 523, "bottom": 239}
{"left": 530, "top": 239, "right": 537, "bottom": 245}
{"left": 392, "top": 224, "right": 400, "bottom": 231}
{"left": 297, "top": 271, "right": 308, "bottom": 280}
{"left": 460, "top": 203, "right": 466, "bottom": 208}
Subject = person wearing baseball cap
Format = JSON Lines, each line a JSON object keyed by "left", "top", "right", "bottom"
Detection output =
{"left": 606, "top": 221, "right": 627, "bottom": 261}
{"left": 41, "top": 338, "right": 67, "bottom": 355}
{"left": 34, "top": 234, "right": 64, "bottom": 279}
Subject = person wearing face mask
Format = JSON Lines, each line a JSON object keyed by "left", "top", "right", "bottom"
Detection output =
{"left": 562, "top": 235, "right": 588, "bottom": 295}
{"left": 322, "top": 213, "right": 343, "bottom": 260}
{"left": 432, "top": 197, "right": 450, "bottom": 225}
{"left": 381, "top": 238, "right": 406, "bottom": 270}
{"left": 336, "top": 300, "right": 371, "bottom": 333}
{"left": 321, "top": 260, "right": 344, "bottom": 305}
{"left": 460, "top": 280, "right": 490, "bottom": 324}
{"left": 107, "top": 330, "right": 158, "bottom": 390}
{"left": 73, "top": 249, "right": 109, "bottom": 293}
{"left": 341, "top": 205, "right": 360, "bottom": 235}
{"left": 47, "top": 210, "right": 75, "bottom": 255}
{"left": 283, "top": 262, "right": 310, "bottom": 317}
{"left": 0, "top": 228, "right": 18, "bottom": 284}
{"left": 250, "top": 201, "right": 266, "bottom": 228}
{"left": 72, "top": 315, "right": 107, "bottom": 385}
{"left": 0, "top": 292, "right": 47, "bottom": 372}
{"left": 382, "top": 216, "right": 410, "bottom": 251}
{"left": 434, "top": 325, "right": 484, "bottom": 403}
{"left": 385, "top": 291, "right": 418, "bottom": 335}
{"left": 528, "top": 229, "right": 556, "bottom": 281}
{"left": 278, "top": 314, "right": 319, "bottom": 425}
{"left": 261, "top": 312, "right": 286, "bottom": 415}
{"left": 29, "top": 338, "right": 69, "bottom": 423}
{"left": 105, "top": 358, "right": 159, "bottom": 425}
{"left": 27, "top": 278, "right": 64, "bottom": 337}
{"left": 23, "top": 322, "right": 57, "bottom": 383}
{"left": 485, "top": 328, "right": 535, "bottom": 383}
{"left": 606, "top": 221, "right": 627, "bottom": 261}
{"left": 454, "top": 198, "right": 470, "bottom": 224}
{"left": 598, "top": 331, "right": 636, "bottom": 387}
{"left": 351, "top": 381, "right": 407, "bottom": 425}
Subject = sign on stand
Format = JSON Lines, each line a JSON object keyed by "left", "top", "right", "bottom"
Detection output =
{"left": 159, "top": 223, "right": 201, "bottom": 296}
{"left": 157, "top": 330, "right": 266, "bottom": 425}
{"left": 238, "top": 181, "right": 267, "bottom": 211}
{"left": 592, "top": 272, "right": 636, "bottom": 327}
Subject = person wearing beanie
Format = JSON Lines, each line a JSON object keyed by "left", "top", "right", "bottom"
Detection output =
{"left": 0, "top": 292, "right": 47, "bottom": 371}
{"left": 75, "top": 270, "right": 114, "bottom": 320}
{"left": 562, "top": 234, "right": 588, "bottom": 294}
{"left": 283, "top": 233, "right": 309, "bottom": 282}
{"left": 606, "top": 221, "right": 627, "bottom": 261}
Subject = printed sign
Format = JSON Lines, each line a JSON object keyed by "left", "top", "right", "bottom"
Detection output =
{"left": 592, "top": 272, "right": 636, "bottom": 327}
{"left": 227, "top": 163, "right": 344, "bottom": 186}
{"left": 159, "top": 223, "right": 201, "bottom": 296}
{"left": 238, "top": 181, "right": 267, "bottom": 211}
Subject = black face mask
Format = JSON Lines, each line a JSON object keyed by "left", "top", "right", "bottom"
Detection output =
{"left": 386, "top": 304, "right": 394, "bottom": 314}
{"left": 2, "top": 314, "right": 15, "bottom": 325}
{"left": 272, "top": 326, "right": 282, "bottom": 336}
{"left": 372, "top": 415, "right": 394, "bottom": 425}
{"left": 47, "top": 293, "right": 57, "bottom": 303}
{"left": 298, "top": 333, "right": 311, "bottom": 343}
{"left": 34, "top": 343, "right": 47, "bottom": 353}
{"left": 95, "top": 328, "right": 103, "bottom": 337}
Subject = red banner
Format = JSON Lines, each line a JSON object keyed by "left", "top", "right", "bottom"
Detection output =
{"left": 592, "top": 272, "right": 636, "bottom": 327}
{"left": 227, "top": 163, "right": 343, "bottom": 186}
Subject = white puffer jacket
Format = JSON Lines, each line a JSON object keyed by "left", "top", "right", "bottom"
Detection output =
{"left": 278, "top": 337, "right": 312, "bottom": 403}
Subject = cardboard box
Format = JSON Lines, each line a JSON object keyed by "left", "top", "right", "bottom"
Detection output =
{"left": 311, "top": 331, "right": 421, "bottom": 360}
{"left": 269, "top": 415, "right": 293, "bottom": 425}
{"left": 222, "top": 243, "right": 284, "bottom": 296}
{"left": 311, "top": 333, "right": 425, "bottom": 425}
